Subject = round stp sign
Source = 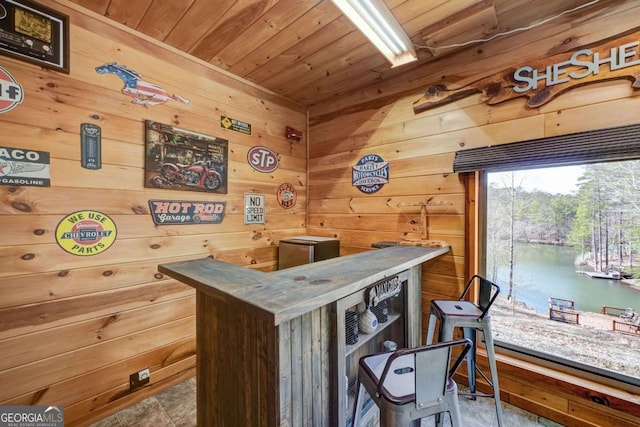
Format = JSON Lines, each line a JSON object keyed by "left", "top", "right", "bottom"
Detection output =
{"left": 0, "top": 66, "right": 24, "bottom": 113}
{"left": 248, "top": 146, "right": 279, "bottom": 173}
{"left": 55, "top": 210, "right": 117, "bottom": 256}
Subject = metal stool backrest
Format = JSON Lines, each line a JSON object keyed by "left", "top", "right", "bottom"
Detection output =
{"left": 372, "top": 339, "right": 472, "bottom": 407}
{"left": 458, "top": 275, "right": 500, "bottom": 320}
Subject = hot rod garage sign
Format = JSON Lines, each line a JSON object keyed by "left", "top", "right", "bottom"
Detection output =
{"left": 148, "top": 200, "right": 226, "bottom": 225}
{"left": 413, "top": 30, "right": 640, "bottom": 113}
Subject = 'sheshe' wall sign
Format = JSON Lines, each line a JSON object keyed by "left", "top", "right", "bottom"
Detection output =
{"left": 413, "top": 30, "right": 640, "bottom": 113}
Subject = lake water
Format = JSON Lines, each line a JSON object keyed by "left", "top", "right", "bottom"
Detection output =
{"left": 494, "top": 243, "right": 640, "bottom": 314}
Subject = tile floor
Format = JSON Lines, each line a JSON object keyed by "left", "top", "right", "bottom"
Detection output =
{"left": 90, "top": 377, "right": 562, "bottom": 427}
{"left": 90, "top": 378, "right": 196, "bottom": 427}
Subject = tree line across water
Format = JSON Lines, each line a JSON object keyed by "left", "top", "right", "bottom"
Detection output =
{"left": 487, "top": 161, "right": 640, "bottom": 297}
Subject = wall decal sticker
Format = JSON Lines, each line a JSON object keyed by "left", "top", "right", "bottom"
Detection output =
{"left": 0, "top": 65, "right": 24, "bottom": 113}
{"left": 0, "top": 145, "right": 50, "bottom": 187}
{"left": 145, "top": 120, "right": 228, "bottom": 194}
{"left": 276, "top": 183, "right": 297, "bottom": 209}
{"left": 247, "top": 146, "right": 278, "bottom": 173}
{"left": 55, "top": 210, "right": 117, "bottom": 256}
{"left": 95, "top": 62, "right": 190, "bottom": 106}
{"left": 148, "top": 199, "right": 226, "bottom": 225}
{"left": 352, "top": 154, "right": 389, "bottom": 194}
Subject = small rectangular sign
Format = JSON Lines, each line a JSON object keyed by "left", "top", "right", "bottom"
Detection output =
{"left": 0, "top": 146, "right": 51, "bottom": 187}
{"left": 148, "top": 200, "right": 226, "bottom": 225}
{"left": 244, "top": 193, "right": 265, "bottom": 225}
{"left": 221, "top": 115, "right": 251, "bottom": 135}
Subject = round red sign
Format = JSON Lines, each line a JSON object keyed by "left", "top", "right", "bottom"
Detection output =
{"left": 0, "top": 66, "right": 24, "bottom": 113}
{"left": 247, "top": 146, "right": 279, "bottom": 173}
{"left": 277, "top": 183, "right": 297, "bottom": 209}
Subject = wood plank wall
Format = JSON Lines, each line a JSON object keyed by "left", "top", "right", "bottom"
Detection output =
{"left": 0, "top": 1, "right": 306, "bottom": 425}
{"left": 307, "top": 2, "right": 640, "bottom": 426}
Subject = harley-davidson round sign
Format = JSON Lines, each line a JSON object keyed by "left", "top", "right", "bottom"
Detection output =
{"left": 352, "top": 154, "right": 389, "bottom": 194}
{"left": 55, "top": 210, "right": 117, "bottom": 256}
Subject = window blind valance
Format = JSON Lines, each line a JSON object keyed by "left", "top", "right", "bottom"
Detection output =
{"left": 453, "top": 123, "right": 640, "bottom": 173}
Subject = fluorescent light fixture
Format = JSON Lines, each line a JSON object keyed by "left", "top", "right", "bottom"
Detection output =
{"left": 331, "top": 0, "right": 417, "bottom": 67}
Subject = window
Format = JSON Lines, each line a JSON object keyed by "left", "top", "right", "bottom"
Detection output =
{"left": 485, "top": 162, "right": 640, "bottom": 385}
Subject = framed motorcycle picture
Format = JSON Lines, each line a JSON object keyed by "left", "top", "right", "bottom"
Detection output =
{"left": 144, "top": 120, "right": 228, "bottom": 194}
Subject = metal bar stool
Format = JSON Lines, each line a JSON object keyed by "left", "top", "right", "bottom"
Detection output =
{"left": 352, "top": 339, "right": 472, "bottom": 427}
{"left": 425, "top": 275, "right": 504, "bottom": 427}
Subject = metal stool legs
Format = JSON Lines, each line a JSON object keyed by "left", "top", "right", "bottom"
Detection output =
{"left": 426, "top": 313, "right": 504, "bottom": 427}
{"left": 462, "top": 327, "right": 477, "bottom": 395}
{"left": 478, "top": 320, "right": 504, "bottom": 426}
{"left": 352, "top": 381, "right": 365, "bottom": 427}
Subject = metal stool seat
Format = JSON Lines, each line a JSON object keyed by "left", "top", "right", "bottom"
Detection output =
{"left": 425, "top": 275, "right": 504, "bottom": 427}
{"left": 352, "top": 339, "right": 472, "bottom": 427}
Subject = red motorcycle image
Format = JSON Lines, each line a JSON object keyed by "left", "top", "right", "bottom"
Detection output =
{"left": 149, "top": 159, "right": 223, "bottom": 191}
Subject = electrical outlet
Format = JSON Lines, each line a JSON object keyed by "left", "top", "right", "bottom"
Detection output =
{"left": 129, "top": 368, "right": 150, "bottom": 391}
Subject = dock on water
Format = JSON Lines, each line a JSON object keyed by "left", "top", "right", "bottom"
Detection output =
{"left": 576, "top": 270, "right": 621, "bottom": 280}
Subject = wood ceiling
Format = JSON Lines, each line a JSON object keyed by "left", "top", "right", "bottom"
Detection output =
{"left": 69, "top": 0, "right": 613, "bottom": 110}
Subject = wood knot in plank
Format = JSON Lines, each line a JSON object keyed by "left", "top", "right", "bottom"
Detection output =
{"left": 101, "top": 314, "right": 119, "bottom": 329}
{"left": 131, "top": 205, "right": 146, "bottom": 214}
{"left": 12, "top": 201, "right": 31, "bottom": 212}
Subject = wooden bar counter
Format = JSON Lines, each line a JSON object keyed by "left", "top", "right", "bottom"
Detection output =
{"left": 158, "top": 244, "right": 450, "bottom": 426}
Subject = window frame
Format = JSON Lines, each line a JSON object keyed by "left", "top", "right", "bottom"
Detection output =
{"left": 473, "top": 168, "right": 640, "bottom": 392}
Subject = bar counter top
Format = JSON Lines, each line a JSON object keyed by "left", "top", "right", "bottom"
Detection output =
{"left": 158, "top": 244, "right": 449, "bottom": 325}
